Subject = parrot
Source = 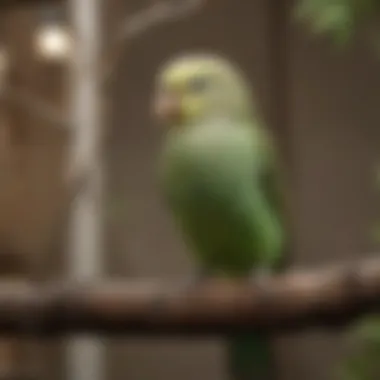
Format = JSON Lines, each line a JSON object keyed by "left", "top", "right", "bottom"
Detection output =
{"left": 152, "top": 52, "right": 287, "bottom": 380}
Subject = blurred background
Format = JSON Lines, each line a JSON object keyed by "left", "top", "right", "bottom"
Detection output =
{"left": 0, "top": 0, "right": 380, "bottom": 380}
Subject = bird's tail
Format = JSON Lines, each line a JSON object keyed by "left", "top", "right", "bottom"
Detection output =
{"left": 227, "top": 331, "right": 275, "bottom": 380}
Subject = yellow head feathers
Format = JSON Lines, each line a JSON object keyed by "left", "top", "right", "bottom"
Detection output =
{"left": 153, "top": 53, "right": 253, "bottom": 127}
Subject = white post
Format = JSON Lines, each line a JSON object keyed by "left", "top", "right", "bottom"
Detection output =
{"left": 66, "top": 1, "right": 104, "bottom": 380}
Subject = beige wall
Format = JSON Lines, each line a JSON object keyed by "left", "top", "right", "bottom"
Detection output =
{"left": 276, "top": 11, "right": 380, "bottom": 380}
{"left": 2, "top": 1, "right": 380, "bottom": 379}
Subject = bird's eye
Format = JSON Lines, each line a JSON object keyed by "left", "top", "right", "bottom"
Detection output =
{"left": 187, "top": 76, "right": 208, "bottom": 93}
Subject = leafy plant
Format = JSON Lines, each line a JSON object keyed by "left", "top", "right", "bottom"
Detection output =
{"left": 296, "top": 0, "right": 380, "bottom": 48}
{"left": 336, "top": 316, "right": 380, "bottom": 380}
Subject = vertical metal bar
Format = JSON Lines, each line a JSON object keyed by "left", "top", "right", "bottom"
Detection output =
{"left": 66, "top": 0, "right": 104, "bottom": 380}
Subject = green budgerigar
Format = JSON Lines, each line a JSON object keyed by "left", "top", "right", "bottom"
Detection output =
{"left": 153, "top": 53, "right": 287, "bottom": 380}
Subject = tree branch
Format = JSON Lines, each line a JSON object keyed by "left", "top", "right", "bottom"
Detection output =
{"left": 103, "top": 0, "right": 208, "bottom": 84}
{"left": 0, "top": 256, "right": 380, "bottom": 336}
{"left": 117, "top": 0, "right": 206, "bottom": 40}
{"left": 1, "top": 85, "right": 69, "bottom": 129}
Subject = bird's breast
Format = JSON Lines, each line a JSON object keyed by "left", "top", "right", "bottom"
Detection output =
{"left": 160, "top": 129, "right": 256, "bottom": 209}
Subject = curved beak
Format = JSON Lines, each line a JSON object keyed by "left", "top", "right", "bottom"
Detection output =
{"left": 153, "top": 91, "right": 182, "bottom": 125}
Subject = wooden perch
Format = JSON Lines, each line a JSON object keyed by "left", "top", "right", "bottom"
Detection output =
{"left": 0, "top": 257, "right": 379, "bottom": 336}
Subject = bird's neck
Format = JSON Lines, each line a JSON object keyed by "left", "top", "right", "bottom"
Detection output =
{"left": 184, "top": 112, "right": 251, "bottom": 128}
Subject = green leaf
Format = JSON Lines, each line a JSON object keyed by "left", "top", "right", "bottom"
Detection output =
{"left": 294, "top": 0, "right": 370, "bottom": 45}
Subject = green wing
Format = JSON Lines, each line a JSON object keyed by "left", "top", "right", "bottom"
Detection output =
{"left": 258, "top": 126, "right": 289, "bottom": 271}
